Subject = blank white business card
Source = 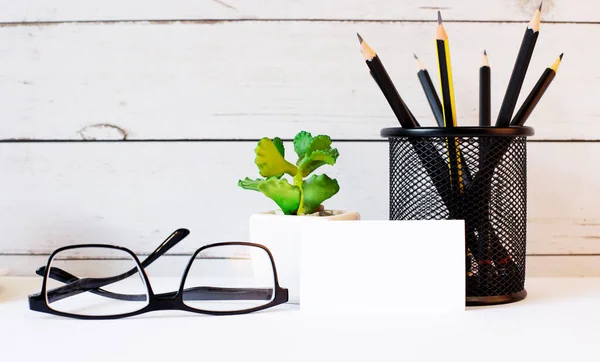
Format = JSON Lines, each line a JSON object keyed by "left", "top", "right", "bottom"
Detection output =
{"left": 300, "top": 220, "right": 465, "bottom": 316}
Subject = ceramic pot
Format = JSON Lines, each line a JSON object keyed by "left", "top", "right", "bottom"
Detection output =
{"left": 249, "top": 210, "right": 360, "bottom": 304}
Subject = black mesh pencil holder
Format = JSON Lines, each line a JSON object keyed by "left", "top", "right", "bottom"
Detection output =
{"left": 381, "top": 126, "right": 534, "bottom": 306}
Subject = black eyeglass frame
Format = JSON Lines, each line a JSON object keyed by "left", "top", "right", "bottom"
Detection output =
{"left": 29, "top": 229, "right": 289, "bottom": 319}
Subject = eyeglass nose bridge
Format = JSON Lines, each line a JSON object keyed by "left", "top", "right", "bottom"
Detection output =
{"left": 151, "top": 291, "right": 181, "bottom": 310}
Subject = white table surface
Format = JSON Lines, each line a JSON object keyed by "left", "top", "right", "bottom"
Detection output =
{"left": 1, "top": 276, "right": 599, "bottom": 362}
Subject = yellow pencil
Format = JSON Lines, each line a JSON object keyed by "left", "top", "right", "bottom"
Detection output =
{"left": 435, "top": 11, "right": 464, "bottom": 193}
{"left": 435, "top": 11, "right": 457, "bottom": 127}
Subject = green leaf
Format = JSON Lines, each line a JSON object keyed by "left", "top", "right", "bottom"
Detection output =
{"left": 257, "top": 178, "right": 301, "bottom": 215}
{"left": 302, "top": 174, "right": 340, "bottom": 214}
{"left": 297, "top": 148, "right": 339, "bottom": 177}
{"left": 255, "top": 138, "right": 298, "bottom": 177}
{"left": 237, "top": 177, "right": 264, "bottom": 192}
{"left": 293, "top": 131, "right": 313, "bottom": 160}
{"left": 272, "top": 137, "right": 285, "bottom": 157}
{"left": 305, "top": 135, "right": 332, "bottom": 156}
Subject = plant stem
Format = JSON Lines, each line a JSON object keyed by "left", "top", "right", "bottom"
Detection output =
{"left": 294, "top": 173, "right": 305, "bottom": 215}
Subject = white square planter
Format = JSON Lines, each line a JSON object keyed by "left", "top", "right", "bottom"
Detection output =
{"left": 249, "top": 210, "right": 360, "bottom": 304}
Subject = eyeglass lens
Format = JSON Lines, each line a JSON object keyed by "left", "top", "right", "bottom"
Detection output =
{"left": 182, "top": 245, "right": 276, "bottom": 312}
{"left": 45, "top": 247, "right": 149, "bottom": 317}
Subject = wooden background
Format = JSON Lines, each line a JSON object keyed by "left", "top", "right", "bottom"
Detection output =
{"left": 1, "top": 0, "right": 598, "bottom": 276}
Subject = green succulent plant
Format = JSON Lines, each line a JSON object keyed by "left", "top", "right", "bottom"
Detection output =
{"left": 238, "top": 131, "right": 340, "bottom": 215}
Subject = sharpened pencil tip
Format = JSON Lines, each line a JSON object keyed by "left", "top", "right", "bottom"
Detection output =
{"left": 528, "top": 2, "right": 542, "bottom": 31}
{"left": 559, "top": 53, "right": 563, "bottom": 60}
{"left": 358, "top": 35, "right": 376, "bottom": 61}
{"left": 549, "top": 53, "right": 562, "bottom": 72}
{"left": 437, "top": 11, "right": 442, "bottom": 24}
{"left": 539, "top": 1, "right": 543, "bottom": 11}
{"left": 482, "top": 50, "right": 489, "bottom": 67}
{"left": 414, "top": 54, "right": 426, "bottom": 70}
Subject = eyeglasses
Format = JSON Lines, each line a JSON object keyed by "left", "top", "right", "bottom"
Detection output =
{"left": 28, "top": 229, "right": 288, "bottom": 319}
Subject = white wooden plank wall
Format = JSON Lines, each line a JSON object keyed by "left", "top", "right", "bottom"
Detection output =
{"left": 1, "top": 0, "right": 598, "bottom": 276}
{"left": 0, "top": 22, "right": 591, "bottom": 140}
{"left": 0, "top": 0, "right": 596, "bottom": 22}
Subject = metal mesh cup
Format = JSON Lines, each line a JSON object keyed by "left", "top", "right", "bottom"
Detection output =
{"left": 380, "top": 126, "right": 534, "bottom": 306}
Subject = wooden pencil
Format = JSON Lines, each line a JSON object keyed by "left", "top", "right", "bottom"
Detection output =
{"left": 435, "top": 11, "right": 457, "bottom": 128}
{"left": 358, "top": 34, "right": 420, "bottom": 128}
{"left": 369, "top": 69, "right": 420, "bottom": 123}
{"left": 435, "top": 11, "right": 464, "bottom": 193}
{"left": 414, "top": 52, "right": 473, "bottom": 183}
{"left": 495, "top": 2, "right": 542, "bottom": 127}
{"left": 476, "top": 47, "right": 500, "bottom": 272}
{"left": 477, "top": 51, "right": 499, "bottom": 273}
{"left": 414, "top": 54, "right": 444, "bottom": 127}
{"left": 510, "top": 54, "right": 562, "bottom": 126}
{"left": 480, "top": 50, "right": 491, "bottom": 126}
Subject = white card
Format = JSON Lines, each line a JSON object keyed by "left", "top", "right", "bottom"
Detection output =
{"left": 300, "top": 220, "right": 465, "bottom": 316}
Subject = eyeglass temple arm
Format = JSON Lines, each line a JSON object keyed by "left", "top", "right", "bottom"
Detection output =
{"left": 139, "top": 228, "right": 191, "bottom": 268}
{"left": 46, "top": 268, "right": 139, "bottom": 303}
{"left": 44, "top": 265, "right": 272, "bottom": 303}
{"left": 36, "top": 228, "right": 191, "bottom": 278}
{"left": 42, "top": 266, "right": 144, "bottom": 302}
{"left": 160, "top": 287, "right": 274, "bottom": 301}
{"left": 41, "top": 229, "right": 190, "bottom": 303}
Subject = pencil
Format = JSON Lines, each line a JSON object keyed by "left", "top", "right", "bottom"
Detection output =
{"left": 435, "top": 12, "right": 464, "bottom": 193}
{"left": 414, "top": 54, "right": 444, "bottom": 127}
{"left": 477, "top": 51, "right": 502, "bottom": 272}
{"left": 369, "top": 69, "right": 420, "bottom": 124}
{"left": 358, "top": 34, "right": 420, "bottom": 128}
{"left": 510, "top": 53, "right": 562, "bottom": 126}
{"left": 435, "top": 11, "right": 457, "bottom": 128}
{"left": 480, "top": 50, "right": 491, "bottom": 126}
{"left": 495, "top": 2, "right": 542, "bottom": 127}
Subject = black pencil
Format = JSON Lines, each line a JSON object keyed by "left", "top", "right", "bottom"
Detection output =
{"left": 479, "top": 50, "right": 491, "bottom": 126}
{"left": 510, "top": 53, "right": 562, "bottom": 126}
{"left": 495, "top": 2, "right": 542, "bottom": 127}
{"left": 358, "top": 34, "right": 420, "bottom": 128}
{"left": 477, "top": 51, "right": 499, "bottom": 274}
{"left": 414, "top": 51, "right": 473, "bottom": 184}
{"left": 414, "top": 54, "right": 444, "bottom": 127}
